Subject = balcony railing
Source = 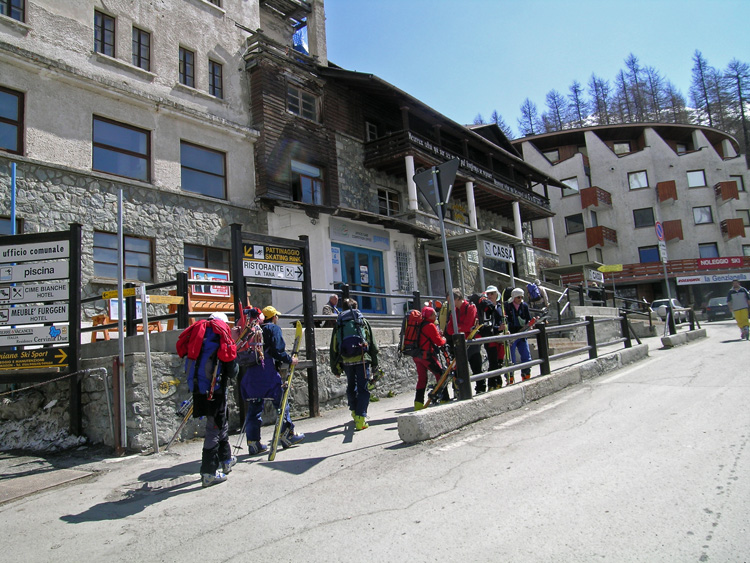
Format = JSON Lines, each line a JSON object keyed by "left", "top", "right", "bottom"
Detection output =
{"left": 662, "top": 219, "right": 684, "bottom": 241}
{"left": 721, "top": 218, "right": 746, "bottom": 240}
{"left": 586, "top": 225, "right": 618, "bottom": 248}
{"left": 580, "top": 186, "right": 612, "bottom": 209}
{"left": 657, "top": 180, "right": 678, "bottom": 203}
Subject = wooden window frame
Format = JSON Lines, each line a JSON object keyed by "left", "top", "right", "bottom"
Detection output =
{"left": 92, "top": 116, "right": 151, "bottom": 182}
{"left": 209, "top": 59, "right": 223, "bottom": 99}
{"left": 94, "top": 10, "right": 115, "bottom": 57}
{"left": 180, "top": 141, "right": 227, "bottom": 199}
{"left": 132, "top": 26, "right": 151, "bottom": 71}
{"left": 179, "top": 47, "right": 195, "bottom": 88}
{"left": 93, "top": 231, "right": 154, "bottom": 282}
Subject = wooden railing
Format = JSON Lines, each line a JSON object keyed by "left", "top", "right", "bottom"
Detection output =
{"left": 580, "top": 186, "right": 612, "bottom": 209}
{"left": 586, "top": 225, "right": 618, "bottom": 248}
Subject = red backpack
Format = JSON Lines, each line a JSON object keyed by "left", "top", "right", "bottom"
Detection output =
{"left": 399, "top": 309, "right": 425, "bottom": 358}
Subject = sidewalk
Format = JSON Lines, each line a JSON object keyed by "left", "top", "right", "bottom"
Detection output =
{"left": 0, "top": 328, "right": 676, "bottom": 505}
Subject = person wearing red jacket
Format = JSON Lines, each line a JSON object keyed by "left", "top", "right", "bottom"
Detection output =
{"left": 444, "top": 288, "right": 483, "bottom": 393}
{"left": 413, "top": 306, "right": 447, "bottom": 410}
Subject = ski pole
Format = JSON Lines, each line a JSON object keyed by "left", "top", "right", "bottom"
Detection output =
{"left": 165, "top": 405, "right": 193, "bottom": 451}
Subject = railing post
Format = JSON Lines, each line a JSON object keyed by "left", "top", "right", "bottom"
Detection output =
{"left": 585, "top": 315, "right": 598, "bottom": 359}
{"left": 411, "top": 290, "right": 421, "bottom": 311}
{"left": 341, "top": 283, "right": 350, "bottom": 302}
{"left": 536, "top": 323, "right": 550, "bottom": 376}
{"left": 578, "top": 285, "right": 584, "bottom": 306}
{"left": 688, "top": 308, "right": 695, "bottom": 331}
{"left": 176, "top": 271, "right": 189, "bottom": 329}
{"left": 451, "top": 333, "right": 472, "bottom": 400}
{"left": 667, "top": 304, "right": 677, "bottom": 335}
{"left": 620, "top": 313, "right": 632, "bottom": 348}
{"left": 125, "top": 282, "right": 136, "bottom": 337}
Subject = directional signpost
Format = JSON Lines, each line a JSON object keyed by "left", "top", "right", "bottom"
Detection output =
{"left": 242, "top": 243, "right": 304, "bottom": 281}
{"left": 655, "top": 221, "right": 676, "bottom": 334}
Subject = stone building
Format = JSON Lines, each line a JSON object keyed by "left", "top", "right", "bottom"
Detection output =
{"left": 512, "top": 124, "right": 750, "bottom": 308}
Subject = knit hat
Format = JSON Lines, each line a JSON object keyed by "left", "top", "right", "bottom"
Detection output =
{"left": 262, "top": 305, "right": 280, "bottom": 319}
{"left": 421, "top": 306, "right": 436, "bottom": 321}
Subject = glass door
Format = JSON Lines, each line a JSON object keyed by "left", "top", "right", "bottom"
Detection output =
{"left": 333, "top": 243, "right": 386, "bottom": 314}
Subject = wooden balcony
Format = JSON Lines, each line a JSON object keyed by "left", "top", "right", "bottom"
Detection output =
{"left": 662, "top": 219, "right": 683, "bottom": 241}
{"left": 586, "top": 225, "right": 618, "bottom": 248}
{"left": 657, "top": 180, "right": 678, "bottom": 204}
{"left": 715, "top": 181, "right": 739, "bottom": 205}
{"left": 580, "top": 186, "right": 612, "bottom": 209}
{"left": 721, "top": 218, "right": 746, "bottom": 240}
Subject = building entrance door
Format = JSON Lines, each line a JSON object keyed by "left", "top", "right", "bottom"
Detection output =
{"left": 334, "top": 244, "right": 386, "bottom": 314}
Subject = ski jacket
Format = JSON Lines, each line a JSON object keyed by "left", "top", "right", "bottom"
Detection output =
{"left": 727, "top": 287, "right": 750, "bottom": 311}
{"left": 176, "top": 320, "right": 237, "bottom": 395}
{"left": 445, "top": 301, "right": 477, "bottom": 337}
{"left": 240, "top": 322, "right": 292, "bottom": 400}
{"left": 504, "top": 301, "right": 532, "bottom": 334}
{"left": 417, "top": 321, "right": 446, "bottom": 359}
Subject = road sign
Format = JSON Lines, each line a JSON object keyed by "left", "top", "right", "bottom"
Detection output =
{"left": 0, "top": 303, "right": 69, "bottom": 325}
{"left": 102, "top": 287, "right": 138, "bottom": 300}
{"left": 0, "top": 260, "right": 69, "bottom": 283}
{"left": 243, "top": 244, "right": 302, "bottom": 264}
{"left": 146, "top": 295, "right": 184, "bottom": 305}
{"left": 0, "top": 281, "right": 68, "bottom": 304}
{"left": 413, "top": 158, "right": 460, "bottom": 216}
{"left": 598, "top": 264, "right": 623, "bottom": 273}
{"left": 0, "top": 325, "right": 69, "bottom": 346}
{"left": 0, "top": 347, "right": 68, "bottom": 370}
{"left": 482, "top": 240, "right": 515, "bottom": 263}
{"left": 658, "top": 240, "right": 668, "bottom": 263}
{"left": 586, "top": 268, "right": 605, "bottom": 283}
{"left": 243, "top": 260, "right": 304, "bottom": 281}
{"left": 0, "top": 240, "right": 69, "bottom": 264}
{"left": 655, "top": 222, "right": 664, "bottom": 241}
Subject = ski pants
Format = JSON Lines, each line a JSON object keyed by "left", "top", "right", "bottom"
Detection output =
{"left": 510, "top": 337, "right": 532, "bottom": 377}
{"left": 200, "top": 393, "right": 231, "bottom": 475}
{"left": 485, "top": 343, "right": 506, "bottom": 389}
{"left": 344, "top": 362, "right": 370, "bottom": 417}
{"left": 244, "top": 384, "right": 293, "bottom": 443}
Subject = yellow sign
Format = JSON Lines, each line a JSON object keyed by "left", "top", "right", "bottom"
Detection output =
{"left": 243, "top": 244, "right": 302, "bottom": 265}
{"left": 598, "top": 264, "right": 623, "bottom": 273}
{"left": 146, "top": 295, "right": 184, "bottom": 305}
{"left": 102, "top": 287, "right": 137, "bottom": 300}
{"left": 0, "top": 347, "right": 69, "bottom": 370}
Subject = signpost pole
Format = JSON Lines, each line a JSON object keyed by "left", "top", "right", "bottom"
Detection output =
{"left": 116, "top": 189, "right": 126, "bottom": 453}
{"left": 141, "top": 283, "right": 159, "bottom": 453}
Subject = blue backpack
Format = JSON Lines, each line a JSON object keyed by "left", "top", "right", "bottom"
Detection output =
{"left": 527, "top": 283, "right": 541, "bottom": 301}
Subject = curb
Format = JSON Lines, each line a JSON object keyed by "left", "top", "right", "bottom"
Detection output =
{"left": 397, "top": 343, "right": 650, "bottom": 443}
{"left": 660, "top": 328, "right": 707, "bottom": 348}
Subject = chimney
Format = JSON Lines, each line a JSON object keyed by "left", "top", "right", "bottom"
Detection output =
{"left": 307, "top": 0, "right": 327, "bottom": 66}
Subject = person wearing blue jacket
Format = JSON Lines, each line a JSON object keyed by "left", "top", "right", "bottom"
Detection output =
{"left": 239, "top": 305, "right": 305, "bottom": 455}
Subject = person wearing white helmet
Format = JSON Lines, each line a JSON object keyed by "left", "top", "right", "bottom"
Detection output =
{"left": 504, "top": 288, "right": 536, "bottom": 383}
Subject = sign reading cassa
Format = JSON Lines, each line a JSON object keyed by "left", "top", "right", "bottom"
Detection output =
{"left": 482, "top": 240, "right": 515, "bottom": 263}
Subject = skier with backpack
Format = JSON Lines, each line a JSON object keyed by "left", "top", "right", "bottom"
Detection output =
{"left": 239, "top": 305, "right": 305, "bottom": 455}
{"left": 527, "top": 279, "right": 548, "bottom": 310}
{"left": 330, "top": 298, "right": 379, "bottom": 431}
{"left": 505, "top": 288, "right": 537, "bottom": 382}
{"left": 445, "top": 288, "right": 483, "bottom": 395}
{"left": 481, "top": 286, "right": 507, "bottom": 391}
{"left": 402, "top": 306, "right": 447, "bottom": 410}
{"left": 175, "top": 312, "right": 238, "bottom": 488}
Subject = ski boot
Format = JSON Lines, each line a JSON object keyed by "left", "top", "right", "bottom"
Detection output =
{"left": 354, "top": 415, "right": 369, "bottom": 431}
{"left": 280, "top": 428, "right": 305, "bottom": 448}
{"left": 221, "top": 455, "right": 237, "bottom": 474}
{"left": 201, "top": 470, "right": 228, "bottom": 488}
{"left": 247, "top": 441, "right": 269, "bottom": 455}
{"left": 505, "top": 373, "right": 515, "bottom": 386}
{"left": 414, "top": 401, "right": 425, "bottom": 411}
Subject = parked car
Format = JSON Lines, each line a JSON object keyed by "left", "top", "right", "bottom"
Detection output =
{"left": 651, "top": 298, "right": 688, "bottom": 324}
{"left": 706, "top": 297, "right": 732, "bottom": 321}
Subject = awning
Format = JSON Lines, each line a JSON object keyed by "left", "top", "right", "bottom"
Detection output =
{"left": 422, "top": 228, "right": 521, "bottom": 253}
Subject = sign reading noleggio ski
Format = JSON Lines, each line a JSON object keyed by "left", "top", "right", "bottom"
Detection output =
{"left": 0, "top": 240, "right": 69, "bottom": 264}
{"left": 0, "top": 281, "right": 69, "bottom": 304}
{"left": 0, "top": 303, "right": 69, "bottom": 325}
{"left": 0, "top": 325, "right": 69, "bottom": 347}
{"left": 0, "top": 260, "right": 69, "bottom": 283}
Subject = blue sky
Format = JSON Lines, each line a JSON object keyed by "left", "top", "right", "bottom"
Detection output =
{"left": 324, "top": 0, "right": 750, "bottom": 137}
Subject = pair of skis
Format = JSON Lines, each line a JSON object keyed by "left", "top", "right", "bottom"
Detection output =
{"left": 268, "top": 320, "right": 303, "bottom": 461}
{"left": 424, "top": 322, "right": 482, "bottom": 407}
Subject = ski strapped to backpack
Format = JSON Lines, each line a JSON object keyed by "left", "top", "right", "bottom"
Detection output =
{"left": 236, "top": 307, "right": 265, "bottom": 368}
{"left": 424, "top": 322, "right": 482, "bottom": 407}
{"left": 336, "top": 308, "right": 368, "bottom": 357}
{"left": 268, "top": 320, "right": 304, "bottom": 462}
{"left": 399, "top": 309, "right": 427, "bottom": 358}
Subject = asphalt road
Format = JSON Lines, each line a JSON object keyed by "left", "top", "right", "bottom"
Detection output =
{"left": 1, "top": 319, "right": 748, "bottom": 562}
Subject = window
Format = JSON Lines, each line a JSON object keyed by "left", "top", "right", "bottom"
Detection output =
{"left": 743, "top": 245, "right": 750, "bottom": 257}
{"left": 699, "top": 243, "right": 719, "bottom": 259}
{"left": 179, "top": 47, "right": 195, "bottom": 88}
{"left": 94, "top": 231, "right": 153, "bottom": 282}
{"left": 287, "top": 85, "right": 317, "bottom": 121}
{"left": 676, "top": 143, "right": 688, "bottom": 154}
{"left": 0, "top": 216, "right": 22, "bottom": 235}
{"left": 569, "top": 251, "right": 588, "bottom": 264}
{"left": 638, "top": 245, "right": 659, "bottom": 263}
{"left": 1, "top": 0, "right": 24, "bottom": 21}
{"left": 561, "top": 176, "right": 579, "bottom": 197}
{"left": 132, "top": 27, "right": 150, "bottom": 71}
{"left": 733, "top": 175, "right": 746, "bottom": 192}
{"left": 628, "top": 170, "right": 649, "bottom": 190}
{"left": 180, "top": 141, "right": 226, "bottom": 199}
{"left": 687, "top": 169, "right": 706, "bottom": 188}
{"left": 93, "top": 116, "right": 150, "bottom": 181}
{"left": 565, "top": 213, "right": 584, "bottom": 235}
{"left": 633, "top": 207, "right": 655, "bottom": 228}
{"left": 739, "top": 210, "right": 750, "bottom": 227}
{"left": 378, "top": 189, "right": 400, "bottom": 216}
{"left": 366, "top": 121, "right": 378, "bottom": 142}
{"left": 206, "top": 0, "right": 220, "bottom": 5}
{"left": 291, "top": 160, "right": 323, "bottom": 205}
{"left": 613, "top": 142, "right": 631, "bottom": 155}
{"left": 0, "top": 86, "right": 23, "bottom": 154}
{"left": 184, "top": 243, "right": 229, "bottom": 271}
{"left": 693, "top": 206, "right": 713, "bottom": 225}
{"left": 542, "top": 149, "right": 559, "bottom": 163}
{"left": 94, "top": 11, "right": 115, "bottom": 57}
{"left": 208, "top": 60, "right": 223, "bottom": 98}
{"left": 595, "top": 248, "right": 603, "bottom": 263}
{"left": 590, "top": 210, "right": 598, "bottom": 227}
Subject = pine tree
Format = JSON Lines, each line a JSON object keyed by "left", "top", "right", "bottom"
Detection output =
{"left": 588, "top": 74, "right": 612, "bottom": 125}
{"left": 723, "top": 59, "right": 750, "bottom": 161}
{"left": 490, "top": 110, "right": 515, "bottom": 139}
{"left": 690, "top": 50, "right": 715, "bottom": 127}
{"left": 544, "top": 89, "right": 568, "bottom": 131}
{"left": 517, "top": 98, "right": 540, "bottom": 136}
{"left": 568, "top": 80, "right": 587, "bottom": 127}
